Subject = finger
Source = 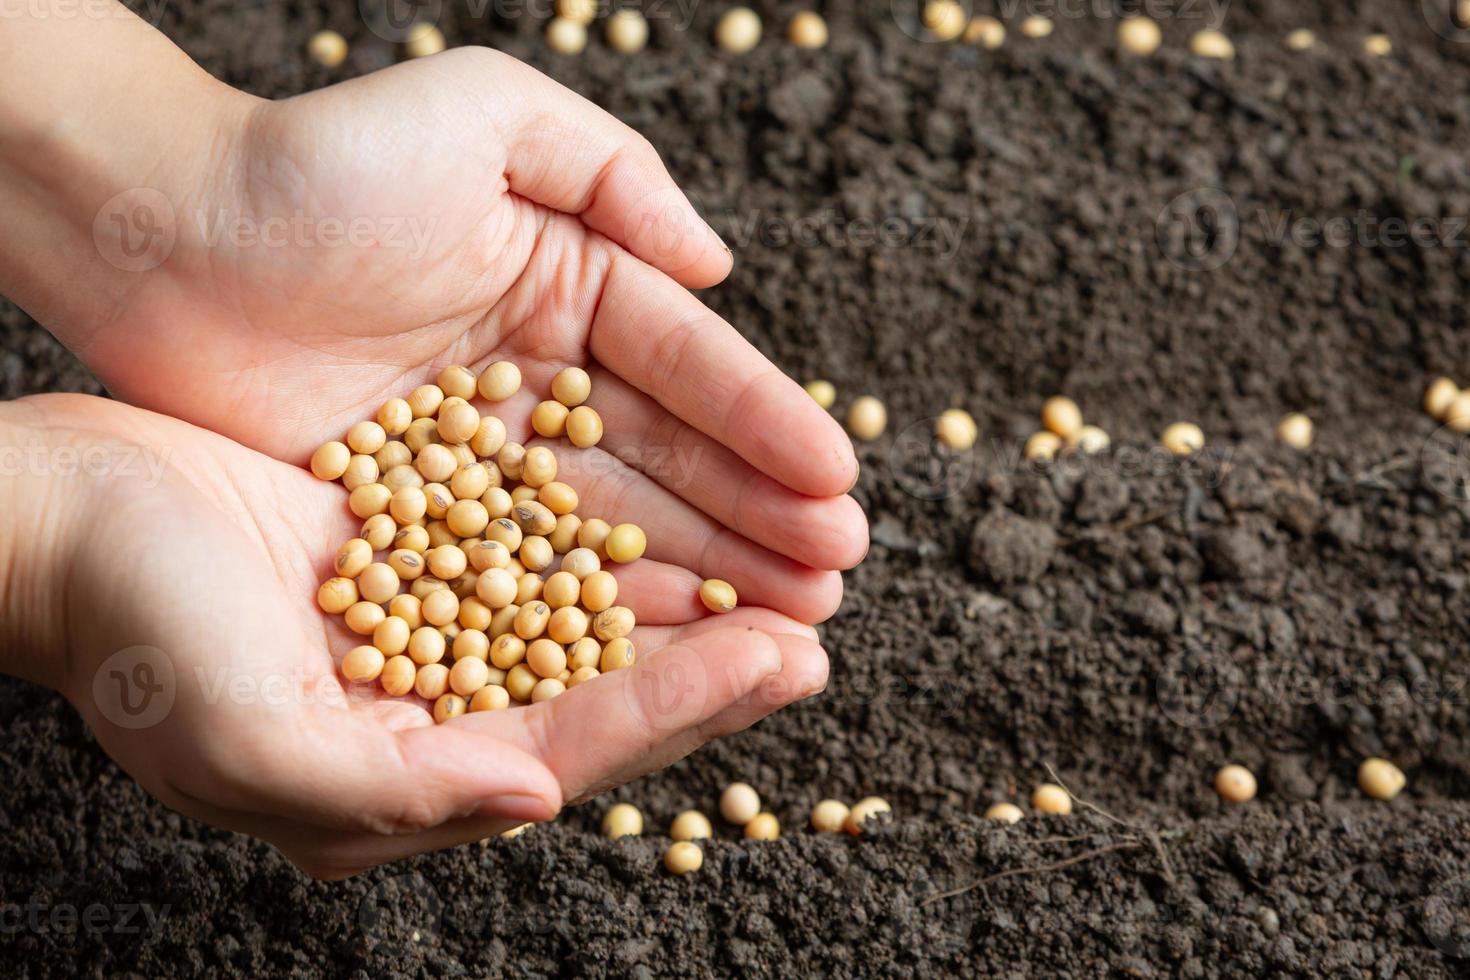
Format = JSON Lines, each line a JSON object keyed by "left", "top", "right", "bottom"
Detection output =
{"left": 458, "top": 626, "right": 789, "bottom": 803}
{"left": 597, "top": 556, "right": 705, "bottom": 625}
{"left": 214, "top": 705, "right": 563, "bottom": 835}
{"left": 591, "top": 255, "right": 858, "bottom": 497}
{"left": 586, "top": 367, "right": 868, "bottom": 569}
{"left": 547, "top": 444, "right": 845, "bottom": 624}
{"left": 452, "top": 48, "right": 730, "bottom": 288}
{"left": 630, "top": 605, "right": 820, "bottom": 652}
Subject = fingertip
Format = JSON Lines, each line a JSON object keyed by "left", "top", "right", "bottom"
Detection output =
{"left": 816, "top": 494, "right": 871, "bottom": 570}
{"left": 771, "top": 633, "right": 829, "bottom": 702}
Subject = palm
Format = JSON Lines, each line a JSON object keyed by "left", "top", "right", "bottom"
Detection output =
{"left": 52, "top": 395, "right": 832, "bottom": 876}
{"left": 79, "top": 49, "right": 864, "bottom": 626}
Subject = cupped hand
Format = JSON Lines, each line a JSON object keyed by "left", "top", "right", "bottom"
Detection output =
{"left": 25, "top": 394, "right": 830, "bottom": 878}
{"left": 62, "top": 47, "right": 867, "bottom": 626}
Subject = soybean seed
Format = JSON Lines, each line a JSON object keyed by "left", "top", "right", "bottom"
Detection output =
{"left": 449, "top": 656, "right": 490, "bottom": 696}
{"left": 1032, "top": 783, "right": 1072, "bottom": 814}
{"left": 478, "top": 361, "right": 521, "bottom": 402}
{"left": 344, "top": 601, "right": 386, "bottom": 635}
{"left": 360, "top": 513, "right": 396, "bottom": 551}
{"left": 1277, "top": 413, "right": 1313, "bottom": 449}
{"left": 408, "top": 626, "right": 447, "bottom": 665}
{"left": 810, "top": 799, "right": 849, "bottom": 833}
{"left": 311, "top": 441, "right": 351, "bottom": 480}
{"left": 383, "top": 463, "right": 424, "bottom": 494}
{"left": 543, "top": 571, "right": 581, "bottom": 609}
{"left": 557, "top": 0, "right": 594, "bottom": 23}
{"left": 551, "top": 367, "right": 592, "bottom": 407}
{"left": 470, "top": 416, "right": 508, "bottom": 459}
{"left": 347, "top": 420, "right": 387, "bottom": 455}
{"left": 357, "top": 563, "right": 399, "bottom": 603}
{"left": 1190, "top": 28, "right": 1234, "bottom": 59}
{"left": 425, "top": 544, "right": 467, "bottom": 580}
{"left": 804, "top": 379, "right": 836, "bottom": 408}
{"left": 539, "top": 481, "right": 578, "bottom": 515}
{"left": 416, "top": 444, "right": 458, "bottom": 483}
{"left": 438, "top": 400, "right": 480, "bottom": 444}
{"left": 1041, "top": 396, "right": 1082, "bottom": 439}
{"left": 844, "top": 796, "right": 892, "bottom": 834}
{"left": 422, "top": 588, "right": 460, "bottom": 627}
{"left": 1358, "top": 758, "right": 1406, "bottom": 800}
{"left": 450, "top": 460, "right": 494, "bottom": 499}
{"left": 527, "top": 638, "right": 568, "bottom": 678}
{"left": 1425, "top": 377, "right": 1459, "bottom": 419}
{"left": 606, "top": 524, "right": 647, "bottom": 563}
{"left": 511, "top": 485, "right": 539, "bottom": 505}
{"left": 923, "top": 0, "right": 965, "bottom": 41}
{"left": 578, "top": 518, "right": 613, "bottom": 559}
{"left": 1448, "top": 392, "right": 1470, "bottom": 433}
{"left": 1024, "top": 431, "right": 1063, "bottom": 461}
{"left": 599, "top": 637, "right": 635, "bottom": 671}
{"left": 486, "top": 517, "right": 524, "bottom": 553}
{"left": 490, "top": 633, "right": 527, "bottom": 670}
{"left": 720, "top": 783, "right": 761, "bottom": 824}
{"left": 1020, "top": 15, "right": 1053, "bottom": 38}
{"left": 404, "top": 417, "right": 440, "bottom": 454}
{"left": 468, "top": 540, "right": 511, "bottom": 573}
{"left": 453, "top": 626, "right": 490, "bottom": 660}
{"left": 1161, "top": 422, "right": 1205, "bottom": 456}
{"left": 520, "top": 536, "right": 554, "bottom": 573}
{"left": 964, "top": 15, "right": 1005, "bottom": 47}
{"left": 664, "top": 841, "right": 703, "bottom": 875}
{"left": 744, "top": 813, "right": 780, "bottom": 840}
{"left": 408, "top": 384, "right": 445, "bottom": 419}
{"left": 380, "top": 655, "right": 416, "bottom": 696}
{"left": 593, "top": 606, "right": 635, "bottom": 641}
{"left": 317, "top": 577, "right": 359, "bottom": 615}
{"left": 670, "top": 810, "right": 713, "bottom": 841}
{"left": 342, "top": 454, "right": 379, "bottom": 490}
{"left": 715, "top": 7, "right": 761, "bottom": 53}
{"left": 507, "top": 662, "right": 540, "bottom": 700}
{"left": 568, "top": 665, "right": 600, "bottom": 687}
{"left": 375, "top": 440, "right": 412, "bottom": 471}
{"left": 568, "top": 636, "right": 602, "bottom": 671}
{"left": 349, "top": 483, "right": 391, "bottom": 519}
{"left": 788, "top": 11, "right": 827, "bottom": 48}
{"left": 514, "top": 500, "right": 558, "bottom": 536}
{"left": 563, "top": 548, "right": 601, "bottom": 581}
{"left": 606, "top": 9, "right": 649, "bottom": 53}
{"left": 1071, "top": 425, "right": 1110, "bottom": 454}
{"left": 548, "top": 606, "right": 589, "bottom": 644}
{"left": 935, "top": 408, "right": 977, "bottom": 450}
{"left": 847, "top": 396, "right": 887, "bottom": 440}
{"left": 515, "top": 601, "right": 551, "bottom": 640}
{"left": 532, "top": 400, "right": 570, "bottom": 439}
{"left": 602, "top": 803, "right": 643, "bottom": 838}
{"left": 566, "top": 406, "right": 604, "bottom": 448}
{"left": 985, "top": 802, "right": 1023, "bottom": 824}
{"left": 335, "top": 538, "right": 372, "bottom": 578}
{"left": 307, "top": 29, "right": 349, "bottom": 67}
{"left": 1285, "top": 28, "right": 1315, "bottom": 50}
{"left": 521, "top": 446, "right": 557, "bottom": 487}
{"left": 531, "top": 677, "right": 566, "bottom": 702}
{"left": 549, "top": 514, "right": 582, "bottom": 553}
{"left": 699, "top": 579, "right": 738, "bottom": 614}
{"left": 342, "top": 645, "right": 385, "bottom": 682}
{"left": 373, "top": 616, "right": 412, "bottom": 656}
{"left": 433, "top": 693, "right": 467, "bottom": 723}
{"left": 1214, "top": 764, "right": 1257, "bottom": 803}
{"left": 1363, "top": 33, "right": 1391, "bottom": 56}
{"left": 415, "top": 663, "right": 450, "bottom": 700}
{"left": 404, "top": 23, "right": 445, "bottom": 58}
{"left": 389, "top": 593, "right": 423, "bottom": 628}
{"left": 476, "top": 568, "right": 519, "bottom": 608}
{"left": 447, "top": 499, "right": 490, "bottom": 538}
{"left": 394, "top": 525, "right": 430, "bottom": 555}
{"left": 1117, "top": 15, "right": 1161, "bottom": 55}
{"left": 469, "top": 685, "right": 510, "bottom": 712}
{"left": 387, "top": 548, "right": 425, "bottom": 581}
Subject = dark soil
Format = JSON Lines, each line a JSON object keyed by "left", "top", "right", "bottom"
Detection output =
{"left": 6, "top": 0, "right": 1470, "bottom": 976}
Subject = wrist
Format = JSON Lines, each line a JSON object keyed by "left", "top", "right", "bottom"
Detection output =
{"left": 0, "top": 0, "right": 258, "bottom": 343}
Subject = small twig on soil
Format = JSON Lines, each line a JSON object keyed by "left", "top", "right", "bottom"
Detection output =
{"left": 921, "top": 842, "right": 1144, "bottom": 904}
{"left": 1043, "top": 764, "right": 1176, "bottom": 885}
{"left": 1352, "top": 455, "right": 1411, "bottom": 490}
{"left": 1109, "top": 508, "right": 1172, "bottom": 534}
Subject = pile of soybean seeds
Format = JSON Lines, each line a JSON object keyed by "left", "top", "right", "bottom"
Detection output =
{"left": 310, "top": 362, "right": 736, "bottom": 723}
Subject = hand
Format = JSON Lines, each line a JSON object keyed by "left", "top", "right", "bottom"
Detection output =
{"left": 5, "top": 394, "right": 831, "bottom": 878}
{"left": 1, "top": 31, "right": 867, "bottom": 624}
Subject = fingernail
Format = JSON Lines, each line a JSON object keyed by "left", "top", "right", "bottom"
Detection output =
{"left": 845, "top": 461, "right": 861, "bottom": 494}
{"left": 484, "top": 793, "right": 556, "bottom": 822}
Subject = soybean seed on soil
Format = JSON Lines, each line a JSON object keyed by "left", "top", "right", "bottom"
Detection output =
{"left": 6, "top": 4, "right": 1470, "bottom": 978}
